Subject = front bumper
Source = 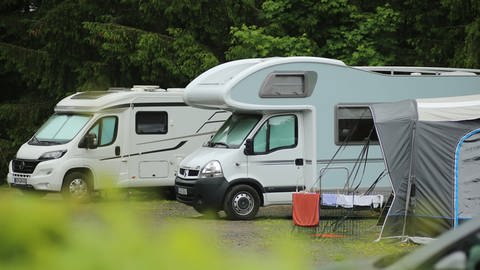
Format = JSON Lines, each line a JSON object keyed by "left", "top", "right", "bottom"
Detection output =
{"left": 7, "top": 159, "right": 63, "bottom": 192}
{"left": 175, "top": 176, "right": 229, "bottom": 211}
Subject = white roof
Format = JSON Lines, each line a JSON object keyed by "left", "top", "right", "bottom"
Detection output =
{"left": 184, "top": 57, "right": 346, "bottom": 109}
{"left": 416, "top": 94, "right": 480, "bottom": 121}
{"left": 55, "top": 86, "right": 185, "bottom": 113}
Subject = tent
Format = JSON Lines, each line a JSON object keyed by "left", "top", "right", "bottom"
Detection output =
{"left": 371, "top": 94, "right": 480, "bottom": 240}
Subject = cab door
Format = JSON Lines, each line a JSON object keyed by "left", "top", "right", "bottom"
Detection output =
{"left": 246, "top": 113, "right": 304, "bottom": 204}
{"left": 83, "top": 115, "right": 121, "bottom": 189}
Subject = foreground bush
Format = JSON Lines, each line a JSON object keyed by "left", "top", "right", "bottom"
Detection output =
{"left": 0, "top": 194, "right": 309, "bottom": 270}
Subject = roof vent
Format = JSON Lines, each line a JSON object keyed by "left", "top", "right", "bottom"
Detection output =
{"left": 131, "top": 85, "right": 165, "bottom": 92}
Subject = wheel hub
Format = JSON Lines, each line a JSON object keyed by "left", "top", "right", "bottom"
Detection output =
{"left": 69, "top": 178, "right": 88, "bottom": 198}
{"left": 232, "top": 192, "right": 254, "bottom": 215}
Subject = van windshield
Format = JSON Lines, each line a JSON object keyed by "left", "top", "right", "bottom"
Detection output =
{"left": 29, "top": 114, "right": 92, "bottom": 145}
{"left": 208, "top": 113, "right": 261, "bottom": 148}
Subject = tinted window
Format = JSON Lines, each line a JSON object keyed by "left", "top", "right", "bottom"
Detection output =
{"left": 136, "top": 112, "right": 168, "bottom": 134}
{"left": 87, "top": 116, "right": 118, "bottom": 146}
{"left": 253, "top": 115, "right": 297, "bottom": 154}
{"left": 259, "top": 71, "right": 317, "bottom": 98}
{"left": 336, "top": 106, "right": 378, "bottom": 145}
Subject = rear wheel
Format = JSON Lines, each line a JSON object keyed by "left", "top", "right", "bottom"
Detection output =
{"left": 223, "top": 184, "right": 260, "bottom": 220}
{"left": 62, "top": 171, "right": 91, "bottom": 201}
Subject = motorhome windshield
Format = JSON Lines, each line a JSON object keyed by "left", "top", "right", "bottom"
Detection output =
{"left": 208, "top": 113, "right": 261, "bottom": 148}
{"left": 29, "top": 114, "right": 91, "bottom": 145}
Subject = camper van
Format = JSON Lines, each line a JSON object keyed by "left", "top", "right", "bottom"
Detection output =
{"left": 174, "top": 57, "right": 480, "bottom": 220}
{"left": 7, "top": 86, "right": 228, "bottom": 199}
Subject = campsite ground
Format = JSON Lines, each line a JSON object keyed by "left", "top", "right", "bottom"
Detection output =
{"left": 0, "top": 185, "right": 417, "bottom": 268}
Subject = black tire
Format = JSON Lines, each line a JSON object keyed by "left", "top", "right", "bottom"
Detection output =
{"left": 223, "top": 184, "right": 260, "bottom": 220}
{"left": 62, "top": 171, "right": 92, "bottom": 201}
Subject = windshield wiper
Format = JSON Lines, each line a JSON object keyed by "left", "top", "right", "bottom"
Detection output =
{"left": 41, "top": 141, "right": 63, "bottom": 145}
{"left": 209, "top": 142, "right": 230, "bottom": 148}
{"left": 29, "top": 137, "right": 63, "bottom": 145}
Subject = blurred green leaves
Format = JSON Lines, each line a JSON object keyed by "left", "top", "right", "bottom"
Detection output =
{"left": 0, "top": 195, "right": 310, "bottom": 270}
{"left": 226, "top": 25, "right": 318, "bottom": 59}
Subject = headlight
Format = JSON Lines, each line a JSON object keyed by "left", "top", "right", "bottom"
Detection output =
{"left": 199, "top": 160, "right": 223, "bottom": 178}
{"left": 39, "top": 150, "right": 67, "bottom": 160}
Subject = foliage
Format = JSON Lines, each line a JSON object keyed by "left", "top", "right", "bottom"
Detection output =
{"left": 0, "top": 0, "right": 479, "bottom": 180}
{"left": 459, "top": 18, "right": 480, "bottom": 68}
{"left": 132, "top": 28, "right": 220, "bottom": 84}
{"left": 0, "top": 194, "right": 312, "bottom": 270}
{"left": 0, "top": 101, "right": 54, "bottom": 182}
{"left": 226, "top": 24, "right": 319, "bottom": 59}
{"left": 391, "top": 0, "right": 480, "bottom": 67}
{"left": 0, "top": 188, "right": 417, "bottom": 269}
{"left": 321, "top": 5, "right": 400, "bottom": 65}
{"left": 245, "top": 1, "right": 401, "bottom": 65}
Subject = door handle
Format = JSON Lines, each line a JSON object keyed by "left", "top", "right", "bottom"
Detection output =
{"left": 295, "top": 158, "right": 304, "bottom": 166}
{"left": 115, "top": 146, "right": 121, "bottom": 156}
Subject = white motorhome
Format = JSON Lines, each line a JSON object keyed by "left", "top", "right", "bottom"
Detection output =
{"left": 7, "top": 86, "right": 228, "bottom": 199}
{"left": 174, "top": 57, "right": 480, "bottom": 220}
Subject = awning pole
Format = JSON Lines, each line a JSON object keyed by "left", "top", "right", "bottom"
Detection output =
{"left": 401, "top": 121, "right": 416, "bottom": 241}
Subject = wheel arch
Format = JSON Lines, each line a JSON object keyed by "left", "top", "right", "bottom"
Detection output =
{"left": 63, "top": 167, "right": 94, "bottom": 189}
{"left": 225, "top": 178, "right": 265, "bottom": 206}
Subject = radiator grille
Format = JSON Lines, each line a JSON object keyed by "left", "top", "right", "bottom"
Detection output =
{"left": 12, "top": 159, "right": 41, "bottom": 174}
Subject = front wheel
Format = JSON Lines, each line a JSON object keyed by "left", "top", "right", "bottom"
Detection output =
{"left": 223, "top": 185, "right": 260, "bottom": 220}
{"left": 62, "top": 171, "right": 91, "bottom": 201}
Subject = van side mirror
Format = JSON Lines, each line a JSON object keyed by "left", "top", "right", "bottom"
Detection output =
{"left": 79, "top": 133, "right": 98, "bottom": 149}
{"left": 244, "top": 139, "right": 253, "bottom": 155}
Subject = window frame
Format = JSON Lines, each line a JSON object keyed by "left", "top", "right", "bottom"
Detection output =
{"left": 135, "top": 111, "right": 168, "bottom": 135}
{"left": 251, "top": 114, "right": 298, "bottom": 155}
{"left": 85, "top": 115, "right": 118, "bottom": 147}
{"left": 259, "top": 71, "right": 317, "bottom": 98}
{"left": 334, "top": 104, "right": 378, "bottom": 146}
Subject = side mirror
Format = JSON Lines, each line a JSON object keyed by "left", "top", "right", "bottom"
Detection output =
{"left": 244, "top": 139, "right": 253, "bottom": 155}
{"left": 79, "top": 133, "right": 98, "bottom": 149}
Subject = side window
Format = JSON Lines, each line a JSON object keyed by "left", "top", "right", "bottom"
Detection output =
{"left": 253, "top": 124, "right": 267, "bottom": 152}
{"left": 259, "top": 71, "right": 317, "bottom": 98}
{"left": 136, "top": 111, "right": 168, "bottom": 134}
{"left": 253, "top": 115, "right": 297, "bottom": 154}
{"left": 87, "top": 116, "right": 118, "bottom": 147}
{"left": 335, "top": 105, "right": 378, "bottom": 145}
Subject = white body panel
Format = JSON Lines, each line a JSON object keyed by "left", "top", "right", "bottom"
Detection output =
{"left": 7, "top": 86, "right": 228, "bottom": 192}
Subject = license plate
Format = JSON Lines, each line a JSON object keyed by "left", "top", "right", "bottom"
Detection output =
{"left": 13, "top": 177, "right": 27, "bottom": 185}
{"left": 178, "top": 187, "right": 187, "bottom": 195}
